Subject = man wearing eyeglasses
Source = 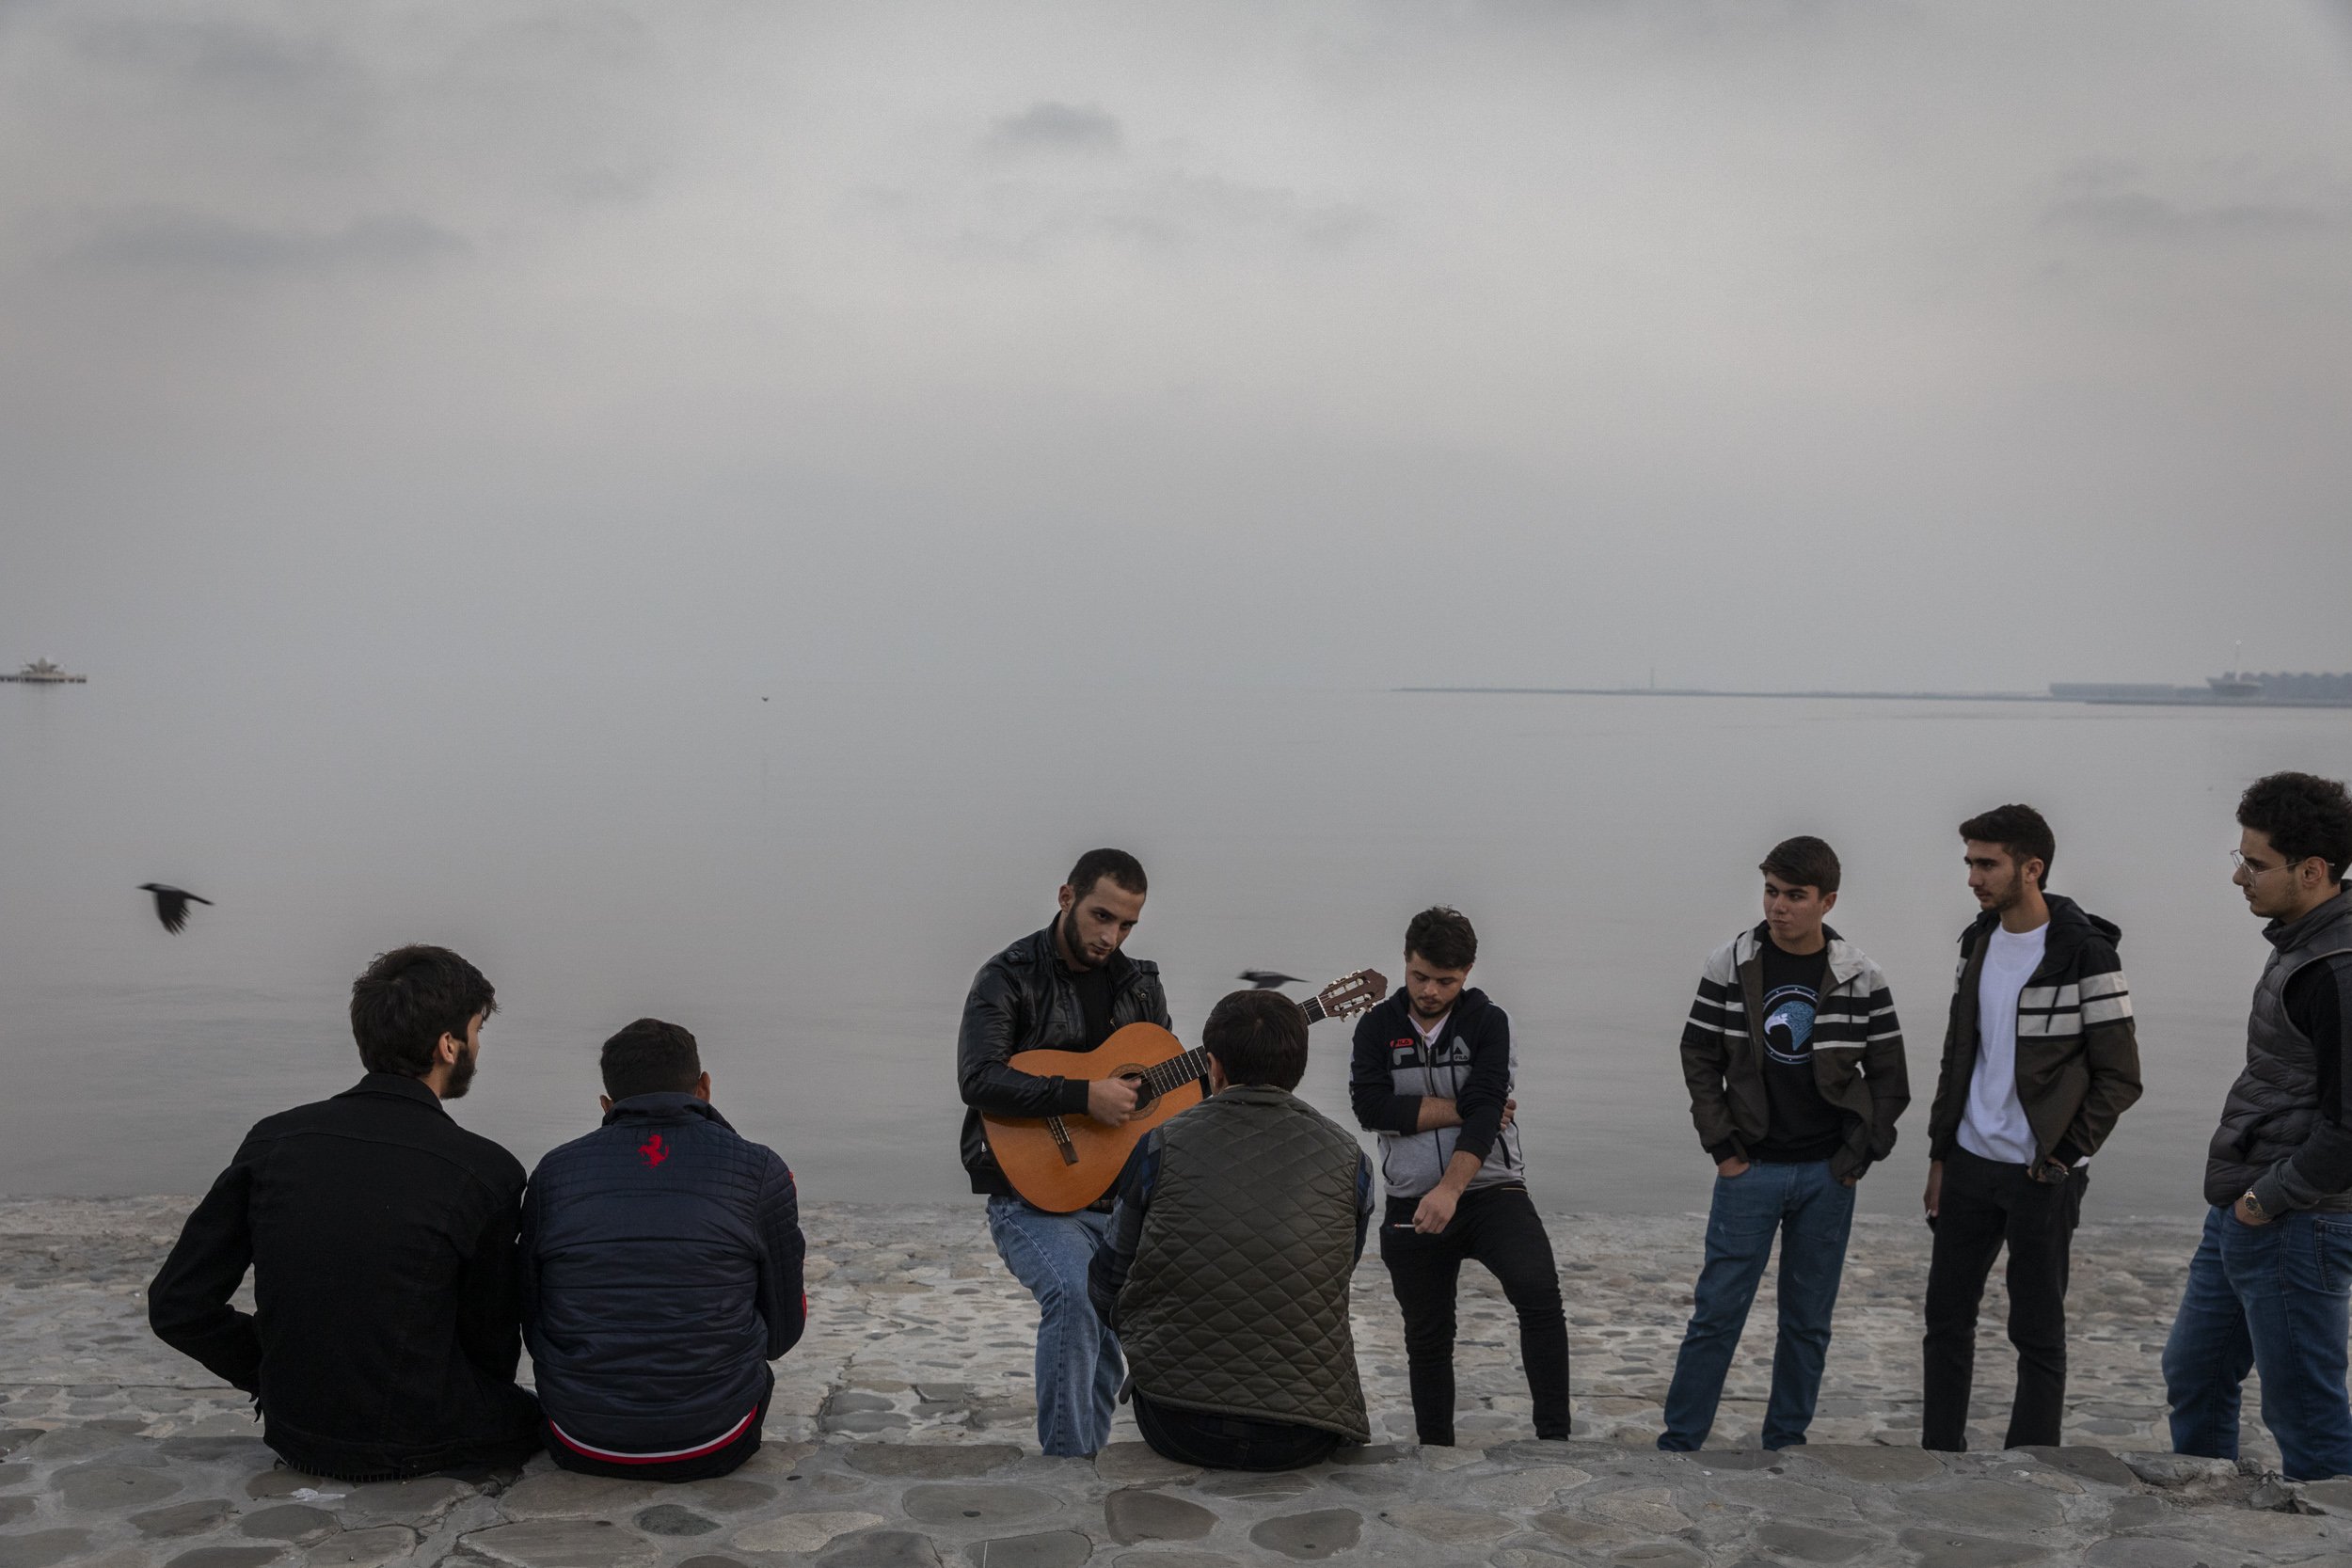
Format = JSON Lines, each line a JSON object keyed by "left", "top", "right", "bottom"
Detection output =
{"left": 2166, "top": 771, "right": 2352, "bottom": 1481}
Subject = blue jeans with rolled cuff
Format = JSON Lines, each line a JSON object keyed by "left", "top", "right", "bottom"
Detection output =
{"left": 1659, "top": 1158, "right": 1855, "bottom": 1452}
{"left": 2165, "top": 1204, "right": 2352, "bottom": 1481}
{"left": 987, "top": 1196, "right": 1124, "bottom": 1457}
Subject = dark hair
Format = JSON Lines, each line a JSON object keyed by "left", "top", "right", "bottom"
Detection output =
{"left": 2238, "top": 771, "right": 2352, "bottom": 882}
{"left": 1066, "top": 847, "right": 1147, "bottom": 901}
{"left": 1406, "top": 906, "right": 1478, "bottom": 970}
{"left": 1760, "top": 835, "right": 1841, "bottom": 895}
{"left": 600, "top": 1018, "right": 704, "bottom": 1101}
{"left": 350, "top": 945, "right": 496, "bottom": 1078}
{"left": 1201, "top": 990, "right": 1310, "bottom": 1090}
{"left": 1958, "top": 804, "right": 2056, "bottom": 889}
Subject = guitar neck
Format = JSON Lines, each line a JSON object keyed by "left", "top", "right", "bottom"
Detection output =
{"left": 1144, "top": 994, "right": 1331, "bottom": 1096}
{"left": 1141, "top": 1045, "right": 1215, "bottom": 1098}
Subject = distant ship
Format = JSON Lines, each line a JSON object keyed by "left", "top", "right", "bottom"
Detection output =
{"left": 0, "top": 658, "right": 87, "bottom": 685}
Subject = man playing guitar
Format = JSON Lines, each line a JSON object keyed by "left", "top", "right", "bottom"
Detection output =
{"left": 956, "top": 848, "right": 1170, "bottom": 1457}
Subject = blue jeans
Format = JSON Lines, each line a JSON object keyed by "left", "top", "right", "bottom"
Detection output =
{"left": 1659, "top": 1160, "right": 1855, "bottom": 1451}
{"left": 2165, "top": 1205, "right": 2352, "bottom": 1481}
{"left": 987, "top": 1196, "right": 1123, "bottom": 1457}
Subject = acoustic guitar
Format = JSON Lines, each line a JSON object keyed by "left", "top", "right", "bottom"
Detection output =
{"left": 981, "top": 970, "right": 1388, "bottom": 1213}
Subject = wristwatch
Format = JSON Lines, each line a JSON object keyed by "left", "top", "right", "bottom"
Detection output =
{"left": 2240, "top": 1188, "right": 2269, "bottom": 1221}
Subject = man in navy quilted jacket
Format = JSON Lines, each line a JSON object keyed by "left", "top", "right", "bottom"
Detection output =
{"left": 522, "top": 1019, "right": 806, "bottom": 1480}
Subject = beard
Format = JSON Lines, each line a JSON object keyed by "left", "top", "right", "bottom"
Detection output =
{"left": 1059, "top": 910, "right": 1101, "bottom": 970}
{"left": 441, "top": 1040, "right": 480, "bottom": 1100}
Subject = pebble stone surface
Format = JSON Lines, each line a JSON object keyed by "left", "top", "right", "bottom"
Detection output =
{"left": 0, "top": 1196, "right": 2334, "bottom": 1566}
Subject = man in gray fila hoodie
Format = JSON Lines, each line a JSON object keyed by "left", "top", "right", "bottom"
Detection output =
{"left": 1349, "top": 906, "right": 1567, "bottom": 1446}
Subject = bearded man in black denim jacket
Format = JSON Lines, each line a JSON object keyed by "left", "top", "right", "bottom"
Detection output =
{"left": 150, "top": 946, "right": 540, "bottom": 1481}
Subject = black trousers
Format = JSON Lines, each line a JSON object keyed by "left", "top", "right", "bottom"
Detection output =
{"left": 1921, "top": 1146, "right": 2086, "bottom": 1451}
{"left": 545, "top": 1391, "right": 771, "bottom": 1482}
{"left": 1132, "top": 1390, "right": 1343, "bottom": 1471}
{"left": 1379, "top": 1184, "right": 1572, "bottom": 1445}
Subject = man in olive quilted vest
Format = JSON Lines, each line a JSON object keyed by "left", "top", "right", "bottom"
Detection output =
{"left": 1089, "top": 990, "right": 1375, "bottom": 1469}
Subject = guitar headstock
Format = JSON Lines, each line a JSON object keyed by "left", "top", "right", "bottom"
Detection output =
{"left": 1311, "top": 969, "right": 1388, "bottom": 1022}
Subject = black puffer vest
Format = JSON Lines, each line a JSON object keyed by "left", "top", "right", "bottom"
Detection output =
{"left": 2207, "top": 892, "right": 2352, "bottom": 1210}
{"left": 1116, "top": 1085, "right": 1370, "bottom": 1441}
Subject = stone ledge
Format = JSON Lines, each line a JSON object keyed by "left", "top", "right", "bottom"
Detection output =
{"left": 0, "top": 1428, "right": 2334, "bottom": 1568}
{"left": 0, "top": 1199, "right": 2309, "bottom": 1566}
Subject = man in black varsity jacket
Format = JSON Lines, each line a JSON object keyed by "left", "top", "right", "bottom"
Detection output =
{"left": 1662, "top": 836, "right": 1908, "bottom": 1451}
{"left": 1922, "top": 803, "right": 2142, "bottom": 1452}
{"left": 1349, "top": 906, "right": 1568, "bottom": 1446}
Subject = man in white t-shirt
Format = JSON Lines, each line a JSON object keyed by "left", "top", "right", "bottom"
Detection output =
{"left": 1920, "top": 804, "right": 2142, "bottom": 1451}
{"left": 1961, "top": 920, "right": 2046, "bottom": 1165}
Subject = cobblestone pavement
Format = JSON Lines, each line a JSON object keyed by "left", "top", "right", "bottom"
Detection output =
{"left": 0, "top": 1198, "right": 2328, "bottom": 1566}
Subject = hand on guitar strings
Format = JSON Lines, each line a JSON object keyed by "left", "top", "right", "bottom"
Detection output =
{"left": 1086, "top": 1075, "right": 1143, "bottom": 1126}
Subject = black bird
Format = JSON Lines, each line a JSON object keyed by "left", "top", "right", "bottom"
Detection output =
{"left": 138, "top": 883, "right": 214, "bottom": 934}
{"left": 1238, "top": 970, "right": 1302, "bottom": 990}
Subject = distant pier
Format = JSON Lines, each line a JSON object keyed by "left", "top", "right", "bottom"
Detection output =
{"left": 1401, "top": 673, "right": 2352, "bottom": 711}
{"left": 1401, "top": 684, "right": 2047, "bottom": 704}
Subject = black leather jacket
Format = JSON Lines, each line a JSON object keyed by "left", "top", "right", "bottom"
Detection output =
{"left": 957, "top": 923, "right": 1170, "bottom": 1196}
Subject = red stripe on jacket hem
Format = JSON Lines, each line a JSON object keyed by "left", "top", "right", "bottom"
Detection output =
{"left": 547, "top": 1405, "right": 757, "bottom": 1464}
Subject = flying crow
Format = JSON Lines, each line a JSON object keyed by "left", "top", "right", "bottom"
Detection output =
{"left": 138, "top": 883, "right": 214, "bottom": 934}
{"left": 1238, "top": 971, "right": 1302, "bottom": 990}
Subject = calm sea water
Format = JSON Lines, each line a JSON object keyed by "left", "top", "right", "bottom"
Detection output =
{"left": 4, "top": 672, "right": 2346, "bottom": 1218}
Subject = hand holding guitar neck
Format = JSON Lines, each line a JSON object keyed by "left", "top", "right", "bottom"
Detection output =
{"left": 982, "top": 968, "right": 1390, "bottom": 1212}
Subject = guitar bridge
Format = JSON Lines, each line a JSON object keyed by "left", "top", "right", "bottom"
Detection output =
{"left": 1044, "top": 1116, "right": 1080, "bottom": 1166}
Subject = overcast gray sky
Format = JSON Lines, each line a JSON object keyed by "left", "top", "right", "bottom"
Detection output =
{"left": 4, "top": 1, "right": 2348, "bottom": 693}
